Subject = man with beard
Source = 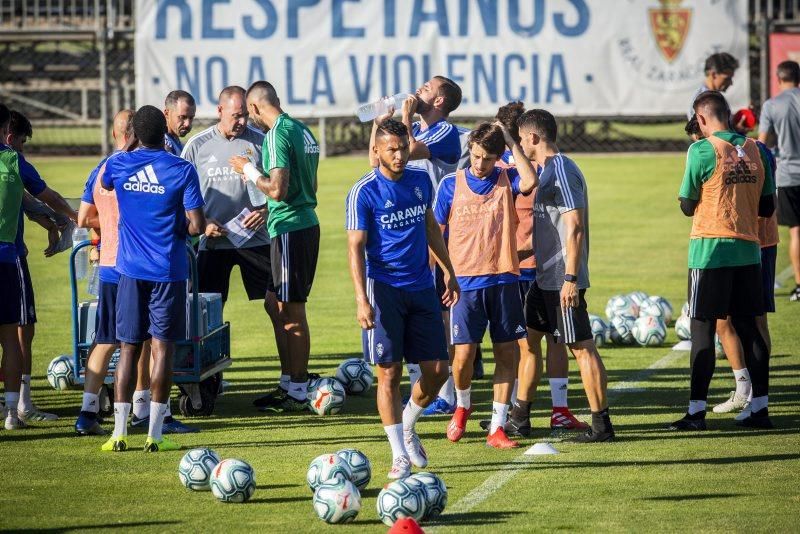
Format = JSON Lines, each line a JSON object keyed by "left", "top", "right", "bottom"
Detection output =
{"left": 163, "top": 90, "right": 196, "bottom": 155}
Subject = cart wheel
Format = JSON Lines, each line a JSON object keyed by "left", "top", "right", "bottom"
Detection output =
{"left": 178, "top": 377, "right": 217, "bottom": 417}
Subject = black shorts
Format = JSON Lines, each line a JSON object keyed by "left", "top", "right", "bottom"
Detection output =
{"left": 434, "top": 265, "right": 448, "bottom": 312}
{"left": 687, "top": 264, "right": 764, "bottom": 319}
{"left": 270, "top": 225, "right": 320, "bottom": 303}
{"left": 761, "top": 245, "right": 777, "bottom": 314}
{"left": 16, "top": 256, "right": 36, "bottom": 325}
{"left": 777, "top": 185, "right": 800, "bottom": 227}
{"left": 0, "top": 261, "right": 21, "bottom": 325}
{"left": 525, "top": 281, "right": 592, "bottom": 344}
{"left": 198, "top": 245, "right": 271, "bottom": 302}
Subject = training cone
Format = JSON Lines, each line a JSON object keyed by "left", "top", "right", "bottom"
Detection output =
{"left": 524, "top": 442, "right": 559, "bottom": 455}
{"left": 388, "top": 517, "right": 425, "bottom": 534}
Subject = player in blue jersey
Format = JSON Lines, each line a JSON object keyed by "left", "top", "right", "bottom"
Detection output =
{"left": 0, "top": 103, "right": 76, "bottom": 430}
{"left": 100, "top": 105, "right": 206, "bottom": 452}
{"left": 347, "top": 119, "right": 459, "bottom": 479}
{"left": 163, "top": 90, "right": 196, "bottom": 156}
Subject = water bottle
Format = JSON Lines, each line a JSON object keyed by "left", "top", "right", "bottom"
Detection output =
{"left": 87, "top": 261, "right": 100, "bottom": 296}
{"left": 356, "top": 93, "right": 412, "bottom": 122}
{"left": 72, "top": 227, "right": 89, "bottom": 280}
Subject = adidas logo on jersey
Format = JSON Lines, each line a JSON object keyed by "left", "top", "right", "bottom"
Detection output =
{"left": 384, "top": 199, "right": 394, "bottom": 208}
{"left": 123, "top": 165, "right": 165, "bottom": 194}
{"left": 208, "top": 154, "right": 218, "bottom": 163}
{"left": 303, "top": 130, "right": 320, "bottom": 154}
{"left": 515, "top": 325, "right": 525, "bottom": 334}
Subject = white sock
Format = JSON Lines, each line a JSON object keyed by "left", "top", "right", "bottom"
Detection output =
{"left": 113, "top": 402, "right": 131, "bottom": 438}
{"left": 402, "top": 399, "right": 425, "bottom": 433}
{"left": 549, "top": 378, "right": 568, "bottom": 408}
{"left": 510, "top": 379, "right": 519, "bottom": 406}
{"left": 407, "top": 364, "right": 421, "bottom": 390}
{"left": 132, "top": 390, "right": 150, "bottom": 419}
{"left": 288, "top": 380, "right": 309, "bottom": 401}
{"left": 750, "top": 395, "right": 768, "bottom": 413}
{"left": 688, "top": 400, "right": 707, "bottom": 415}
{"left": 490, "top": 402, "right": 509, "bottom": 434}
{"left": 81, "top": 392, "right": 99, "bottom": 413}
{"left": 384, "top": 423, "right": 406, "bottom": 460}
{"left": 279, "top": 374, "right": 290, "bottom": 390}
{"left": 437, "top": 367, "right": 455, "bottom": 404}
{"left": 148, "top": 401, "right": 168, "bottom": 441}
{"left": 19, "top": 374, "right": 33, "bottom": 412}
{"left": 456, "top": 387, "right": 471, "bottom": 410}
{"left": 4, "top": 392, "right": 20, "bottom": 417}
{"left": 733, "top": 368, "right": 752, "bottom": 399}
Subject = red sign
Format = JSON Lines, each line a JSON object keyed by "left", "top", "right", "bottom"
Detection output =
{"left": 769, "top": 33, "right": 800, "bottom": 97}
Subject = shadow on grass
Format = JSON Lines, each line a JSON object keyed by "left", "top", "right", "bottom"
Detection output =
{"left": 427, "top": 510, "right": 524, "bottom": 526}
{"left": 2, "top": 521, "right": 180, "bottom": 533}
{"left": 641, "top": 493, "right": 746, "bottom": 501}
{"left": 248, "top": 495, "right": 308, "bottom": 504}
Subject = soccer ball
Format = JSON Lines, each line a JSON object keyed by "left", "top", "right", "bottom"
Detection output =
{"left": 308, "top": 378, "right": 346, "bottom": 415}
{"left": 409, "top": 471, "right": 448, "bottom": 520}
{"left": 336, "top": 448, "right": 371, "bottom": 490}
{"left": 627, "top": 291, "right": 649, "bottom": 309}
{"left": 313, "top": 478, "right": 361, "bottom": 524}
{"left": 609, "top": 314, "right": 636, "bottom": 345}
{"left": 47, "top": 355, "right": 75, "bottom": 390}
{"left": 335, "top": 358, "right": 374, "bottom": 395}
{"left": 605, "top": 295, "right": 638, "bottom": 321}
{"left": 588, "top": 314, "right": 609, "bottom": 347}
{"left": 376, "top": 479, "right": 426, "bottom": 526}
{"left": 307, "top": 453, "right": 354, "bottom": 492}
{"left": 209, "top": 459, "right": 256, "bottom": 503}
{"left": 640, "top": 296, "right": 674, "bottom": 324}
{"left": 178, "top": 448, "right": 221, "bottom": 491}
{"left": 715, "top": 335, "right": 725, "bottom": 358}
{"left": 632, "top": 316, "right": 667, "bottom": 347}
{"left": 675, "top": 314, "right": 691, "bottom": 340}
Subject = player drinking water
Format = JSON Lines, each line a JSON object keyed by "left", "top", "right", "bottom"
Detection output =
{"left": 346, "top": 119, "right": 459, "bottom": 479}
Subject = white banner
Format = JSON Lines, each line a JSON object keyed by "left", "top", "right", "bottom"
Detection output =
{"left": 135, "top": 0, "right": 749, "bottom": 118}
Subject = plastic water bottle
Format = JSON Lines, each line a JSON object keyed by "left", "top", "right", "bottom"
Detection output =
{"left": 356, "top": 93, "right": 412, "bottom": 122}
{"left": 72, "top": 227, "right": 89, "bottom": 280}
{"left": 87, "top": 262, "right": 100, "bottom": 296}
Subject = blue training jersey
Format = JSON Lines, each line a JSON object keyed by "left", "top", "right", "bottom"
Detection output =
{"left": 101, "top": 148, "right": 204, "bottom": 282}
{"left": 406, "top": 119, "right": 462, "bottom": 185}
{"left": 345, "top": 166, "right": 435, "bottom": 291}
{"left": 434, "top": 166, "right": 523, "bottom": 291}
{"left": 164, "top": 133, "right": 183, "bottom": 156}
{"left": 81, "top": 152, "right": 121, "bottom": 284}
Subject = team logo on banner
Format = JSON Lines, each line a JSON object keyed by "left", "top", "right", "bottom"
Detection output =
{"left": 649, "top": 0, "right": 692, "bottom": 63}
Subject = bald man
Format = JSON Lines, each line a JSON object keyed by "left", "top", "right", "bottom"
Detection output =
{"left": 181, "top": 87, "right": 286, "bottom": 408}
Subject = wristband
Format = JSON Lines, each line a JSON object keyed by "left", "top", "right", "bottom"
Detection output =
{"left": 242, "top": 162, "right": 262, "bottom": 184}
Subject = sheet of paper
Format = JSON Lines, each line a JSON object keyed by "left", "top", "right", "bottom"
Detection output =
{"left": 224, "top": 207, "right": 257, "bottom": 248}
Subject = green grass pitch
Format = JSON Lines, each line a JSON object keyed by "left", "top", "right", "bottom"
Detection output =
{"left": 1, "top": 153, "right": 798, "bottom": 532}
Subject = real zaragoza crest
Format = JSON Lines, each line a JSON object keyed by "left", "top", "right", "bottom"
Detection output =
{"left": 649, "top": 0, "right": 692, "bottom": 63}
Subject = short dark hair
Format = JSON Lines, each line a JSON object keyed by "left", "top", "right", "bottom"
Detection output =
{"left": 0, "top": 103, "right": 10, "bottom": 130}
{"left": 517, "top": 109, "right": 558, "bottom": 142}
{"left": 692, "top": 90, "right": 731, "bottom": 123}
{"left": 495, "top": 102, "right": 525, "bottom": 143}
{"left": 777, "top": 60, "right": 800, "bottom": 84}
{"left": 375, "top": 119, "right": 408, "bottom": 141}
{"left": 133, "top": 105, "right": 168, "bottom": 147}
{"left": 434, "top": 76, "right": 462, "bottom": 116}
{"left": 165, "top": 90, "right": 195, "bottom": 109}
{"left": 684, "top": 114, "right": 701, "bottom": 138}
{"left": 246, "top": 81, "right": 281, "bottom": 107}
{"left": 8, "top": 110, "right": 32, "bottom": 139}
{"left": 704, "top": 52, "right": 739, "bottom": 75}
{"left": 468, "top": 122, "right": 505, "bottom": 157}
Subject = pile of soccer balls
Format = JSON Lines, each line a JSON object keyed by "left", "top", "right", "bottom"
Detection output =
{"left": 178, "top": 448, "right": 256, "bottom": 503}
{"left": 377, "top": 472, "right": 448, "bottom": 526}
{"left": 590, "top": 292, "right": 674, "bottom": 347}
{"left": 307, "top": 450, "right": 370, "bottom": 523}
{"left": 307, "top": 358, "right": 374, "bottom": 416}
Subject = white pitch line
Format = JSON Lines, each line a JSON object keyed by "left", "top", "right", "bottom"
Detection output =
{"left": 443, "top": 350, "right": 685, "bottom": 517}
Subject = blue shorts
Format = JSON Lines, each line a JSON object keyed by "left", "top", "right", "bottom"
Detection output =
{"left": 761, "top": 245, "right": 777, "bottom": 313}
{"left": 450, "top": 283, "right": 527, "bottom": 344}
{"left": 116, "top": 275, "right": 186, "bottom": 343}
{"left": 518, "top": 279, "right": 534, "bottom": 306}
{"left": 95, "top": 280, "right": 118, "bottom": 344}
{"left": 0, "top": 261, "right": 21, "bottom": 325}
{"left": 363, "top": 279, "right": 448, "bottom": 365}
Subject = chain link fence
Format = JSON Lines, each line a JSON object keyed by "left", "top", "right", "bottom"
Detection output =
{"left": 0, "top": 0, "right": 793, "bottom": 156}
